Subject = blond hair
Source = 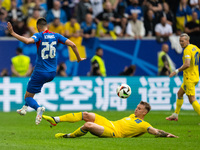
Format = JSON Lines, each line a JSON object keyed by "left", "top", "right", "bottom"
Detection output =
{"left": 180, "top": 33, "right": 190, "bottom": 41}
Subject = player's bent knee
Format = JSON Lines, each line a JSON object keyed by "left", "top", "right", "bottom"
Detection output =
{"left": 83, "top": 112, "right": 95, "bottom": 122}
{"left": 83, "top": 122, "right": 94, "bottom": 130}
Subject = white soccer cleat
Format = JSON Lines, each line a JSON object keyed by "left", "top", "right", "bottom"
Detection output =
{"left": 166, "top": 113, "right": 178, "bottom": 121}
{"left": 17, "top": 105, "right": 28, "bottom": 115}
{"left": 36, "top": 106, "right": 45, "bottom": 125}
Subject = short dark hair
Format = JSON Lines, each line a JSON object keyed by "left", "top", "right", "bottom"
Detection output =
{"left": 37, "top": 18, "right": 47, "bottom": 28}
{"left": 96, "top": 47, "right": 102, "bottom": 52}
{"left": 140, "top": 101, "right": 151, "bottom": 113}
{"left": 16, "top": 47, "right": 23, "bottom": 54}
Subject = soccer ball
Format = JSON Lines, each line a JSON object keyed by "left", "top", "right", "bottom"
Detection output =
{"left": 116, "top": 84, "right": 131, "bottom": 99}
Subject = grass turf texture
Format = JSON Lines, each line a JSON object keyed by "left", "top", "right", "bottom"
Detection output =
{"left": 0, "top": 111, "right": 199, "bottom": 150}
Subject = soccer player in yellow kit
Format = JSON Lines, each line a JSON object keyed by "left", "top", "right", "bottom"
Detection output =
{"left": 43, "top": 101, "right": 177, "bottom": 138}
{"left": 166, "top": 33, "right": 200, "bottom": 121}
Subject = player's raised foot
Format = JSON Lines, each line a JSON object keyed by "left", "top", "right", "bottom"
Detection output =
{"left": 42, "top": 115, "right": 57, "bottom": 127}
{"left": 17, "top": 105, "right": 28, "bottom": 115}
{"left": 166, "top": 113, "right": 178, "bottom": 121}
{"left": 36, "top": 106, "right": 45, "bottom": 125}
{"left": 55, "top": 133, "right": 69, "bottom": 138}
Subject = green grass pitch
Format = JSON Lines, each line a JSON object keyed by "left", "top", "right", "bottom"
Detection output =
{"left": 1, "top": 110, "right": 199, "bottom": 150}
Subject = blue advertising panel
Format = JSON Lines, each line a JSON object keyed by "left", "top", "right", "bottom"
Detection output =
{"left": 0, "top": 76, "right": 199, "bottom": 112}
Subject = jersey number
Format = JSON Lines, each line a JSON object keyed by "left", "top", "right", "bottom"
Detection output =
{"left": 194, "top": 52, "right": 199, "bottom": 66}
{"left": 41, "top": 42, "right": 56, "bottom": 59}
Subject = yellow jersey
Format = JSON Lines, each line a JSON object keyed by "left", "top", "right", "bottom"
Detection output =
{"left": 183, "top": 44, "right": 200, "bottom": 82}
{"left": 64, "top": 21, "right": 82, "bottom": 45}
{"left": 49, "top": 23, "right": 65, "bottom": 35}
{"left": 112, "top": 114, "right": 152, "bottom": 138}
{"left": 11, "top": 55, "right": 30, "bottom": 76}
{"left": 27, "top": 17, "right": 38, "bottom": 36}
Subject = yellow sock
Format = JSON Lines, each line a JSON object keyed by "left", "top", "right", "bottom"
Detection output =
{"left": 174, "top": 97, "right": 183, "bottom": 114}
{"left": 59, "top": 112, "right": 83, "bottom": 122}
{"left": 192, "top": 100, "right": 200, "bottom": 115}
{"left": 69, "top": 127, "right": 88, "bottom": 138}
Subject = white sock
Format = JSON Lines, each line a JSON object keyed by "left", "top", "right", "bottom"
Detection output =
{"left": 54, "top": 117, "right": 60, "bottom": 123}
{"left": 172, "top": 113, "right": 178, "bottom": 117}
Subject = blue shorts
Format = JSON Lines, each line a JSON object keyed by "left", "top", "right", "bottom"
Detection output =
{"left": 27, "top": 71, "right": 56, "bottom": 94}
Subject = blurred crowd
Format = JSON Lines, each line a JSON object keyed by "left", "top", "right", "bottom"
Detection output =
{"left": 1, "top": 0, "right": 200, "bottom": 77}
{"left": 0, "top": 0, "right": 200, "bottom": 40}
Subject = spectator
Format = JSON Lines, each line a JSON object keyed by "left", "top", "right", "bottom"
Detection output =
{"left": 184, "top": 11, "right": 200, "bottom": 36}
{"left": 80, "top": 13, "right": 96, "bottom": 39}
{"left": 89, "top": 47, "right": 106, "bottom": 76}
{"left": 158, "top": 44, "right": 175, "bottom": 76}
{"left": 64, "top": 17, "right": 86, "bottom": 62}
{"left": 27, "top": 9, "right": 40, "bottom": 36}
{"left": 95, "top": 1, "right": 120, "bottom": 25}
{"left": 113, "top": 0, "right": 127, "bottom": 18}
{"left": 13, "top": 19, "right": 29, "bottom": 36}
{"left": 20, "top": 0, "right": 35, "bottom": 17}
{"left": 161, "top": 2, "right": 175, "bottom": 32}
{"left": 28, "top": 0, "right": 46, "bottom": 17}
{"left": 90, "top": 0, "right": 103, "bottom": 18}
{"left": 114, "top": 15, "right": 129, "bottom": 37}
{"left": 48, "top": 18, "right": 65, "bottom": 35}
{"left": 0, "top": 7, "right": 8, "bottom": 36}
{"left": 76, "top": 0, "right": 93, "bottom": 23}
{"left": 1, "top": 0, "right": 11, "bottom": 11}
{"left": 46, "top": 0, "right": 67, "bottom": 24}
{"left": 193, "top": 2, "right": 200, "bottom": 19}
{"left": 164, "top": 0, "right": 179, "bottom": 15}
{"left": 96, "top": 16, "right": 117, "bottom": 40}
{"left": 144, "top": 9, "right": 157, "bottom": 37}
{"left": 1, "top": 68, "right": 9, "bottom": 76}
{"left": 61, "top": 0, "right": 72, "bottom": 20}
{"left": 64, "top": 17, "right": 82, "bottom": 45}
{"left": 155, "top": 16, "right": 173, "bottom": 43}
{"left": 11, "top": 48, "right": 32, "bottom": 77}
{"left": 189, "top": 0, "right": 199, "bottom": 10}
{"left": 169, "top": 29, "right": 183, "bottom": 54}
{"left": 119, "top": 65, "right": 136, "bottom": 76}
{"left": 125, "top": 0, "right": 143, "bottom": 20}
{"left": 57, "top": 62, "right": 67, "bottom": 76}
{"left": 7, "top": 0, "right": 25, "bottom": 25}
{"left": 126, "top": 12, "right": 145, "bottom": 39}
{"left": 176, "top": 0, "right": 192, "bottom": 32}
{"left": 146, "top": 0, "right": 162, "bottom": 19}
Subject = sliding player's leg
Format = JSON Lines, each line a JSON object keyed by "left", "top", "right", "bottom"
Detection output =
{"left": 43, "top": 112, "right": 95, "bottom": 127}
{"left": 55, "top": 122, "right": 116, "bottom": 138}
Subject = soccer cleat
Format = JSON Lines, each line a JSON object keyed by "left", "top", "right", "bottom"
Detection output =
{"left": 17, "top": 105, "right": 28, "bottom": 115}
{"left": 42, "top": 115, "right": 57, "bottom": 127}
{"left": 166, "top": 113, "right": 178, "bottom": 121}
{"left": 55, "top": 133, "right": 69, "bottom": 138}
{"left": 36, "top": 106, "right": 45, "bottom": 125}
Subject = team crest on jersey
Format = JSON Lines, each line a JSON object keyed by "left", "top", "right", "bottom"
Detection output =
{"left": 192, "top": 47, "right": 196, "bottom": 51}
{"left": 44, "top": 35, "right": 55, "bottom": 39}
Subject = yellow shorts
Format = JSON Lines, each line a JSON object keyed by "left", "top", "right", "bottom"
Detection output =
{"left": 181, "top": 82, "right": 198, "bottom": 96}
{"left": 94, "top": 114, "right": 121, "bottom": 138}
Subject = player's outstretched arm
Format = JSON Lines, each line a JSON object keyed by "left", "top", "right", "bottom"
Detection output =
{"left": 147, "top": 127, "right": 178, "bottom": 138}
{"left": 65, "top": 39, "right": 86, "bottom": 62}
{"left": 7, "top": 22, "right": 35, "bottom": 44}
{"left": 169, "top": 59, "right": 190, "bottom": 77}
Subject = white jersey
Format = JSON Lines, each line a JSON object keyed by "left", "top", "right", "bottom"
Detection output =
{"left": 90, "top": 0, "right": 103, "bottom": 17}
